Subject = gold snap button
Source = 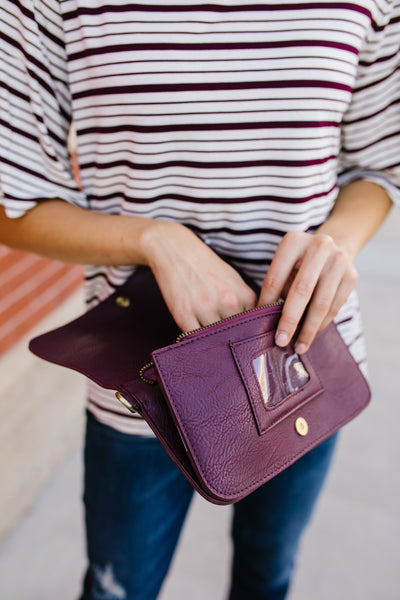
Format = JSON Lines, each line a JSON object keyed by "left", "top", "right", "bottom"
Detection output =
{"left": 295, "top": 417, "right": 309, "bottom": 436}
{"left": 115, "top": 295, "right": 131, "bottom": 308}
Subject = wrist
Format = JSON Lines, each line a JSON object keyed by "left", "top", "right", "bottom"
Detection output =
{"left": 315, "top": 220, "right": 359, "bottom": 263}
{"left": 136, "top": 219, "right": 181, "bottom": 268}
{"left": 316, "top": 180, "right": 392, "bottom": 262}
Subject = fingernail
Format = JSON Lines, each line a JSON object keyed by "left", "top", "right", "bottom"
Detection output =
{"left": 275, "top": 332, "right": 289, "bottom": 347}
{"left": 295, "top": 342, "right": 307, "bottom": 354}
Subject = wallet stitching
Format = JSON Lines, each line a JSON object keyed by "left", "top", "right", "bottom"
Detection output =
{"left": 156, "top": 368, "right": 363, "bottom": 500}
{"left": 154, "top": 314, "right": 369, "bottom": 500}
{"left": 158, "top": 358, "right": 368, "bottom": 498}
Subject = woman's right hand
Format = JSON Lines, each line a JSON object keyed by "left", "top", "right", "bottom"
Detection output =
{"left": 140, "top": 220, "right": 257, "bottom": 333}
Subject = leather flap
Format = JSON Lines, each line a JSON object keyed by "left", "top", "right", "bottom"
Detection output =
{"left": 29, "top": 267, "right": 180, "bottom": 389}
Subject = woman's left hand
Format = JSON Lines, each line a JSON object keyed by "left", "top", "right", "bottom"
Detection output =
{"left": 258, "top": 230, "right": 359, "bottom": 354}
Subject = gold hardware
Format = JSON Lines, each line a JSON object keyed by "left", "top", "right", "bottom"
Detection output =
{"left": 295, "top": 417, "right": 309, "bottom": 437}
{"left": 139, "top": 300, "right": 284, "bottom": 386}
{"left": 175, "top": 299, "right": 283, "bottom": 343}
{"left": 115, "top": 296, "right": 131, "bottom": 308}
{"left": 115, "top": 392, "right": 138, "bottom": 413}
{"left": 139, "top": 362, "right": 157, "bottom": 385}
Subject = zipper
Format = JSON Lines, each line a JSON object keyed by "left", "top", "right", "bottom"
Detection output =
{"left": 139, "top": 361, "right": 158, "bottom": 385}
{"left": 139, "top": 300, "right": 283, "bottom": 385}
{"left": 175, "top": 299, "right": 283, "bottom": 343}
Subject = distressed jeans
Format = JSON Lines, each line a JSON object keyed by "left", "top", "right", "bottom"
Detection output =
{"left": 79, "top": 411, "right": 337, "bottom": 600}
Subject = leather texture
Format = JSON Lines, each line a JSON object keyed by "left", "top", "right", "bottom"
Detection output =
{"left": 29, "top": 265, "right": 371, "bottom": 505}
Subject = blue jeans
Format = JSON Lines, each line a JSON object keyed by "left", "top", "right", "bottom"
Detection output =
{"left": 79, "top": 411, "right": 337, "bottom": 600}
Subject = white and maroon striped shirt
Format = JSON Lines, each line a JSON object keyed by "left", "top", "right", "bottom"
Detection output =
{"left": 1, "top": 1, "right": 399, "bottom": 434}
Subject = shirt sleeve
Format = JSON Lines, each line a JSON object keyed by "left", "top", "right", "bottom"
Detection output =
{"left": 0, "top": 1, "right": 87, "bottom": 218}
{"left": 338, "top": 0, "right": 400, "bottom": 207}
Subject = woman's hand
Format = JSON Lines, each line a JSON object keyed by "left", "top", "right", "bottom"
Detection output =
{"left": 258, "top": 230, "right": 359, "bottom": 354}
{"left": 141, "top": 221, "right": 257, "bottom": 332}
{"left": 258, "top": 180, "right": 393, "bottom": 354}
{"left": 0, "top": 204, "right": 255, "bottom": 332}
{"left": 1, "top": 182, "right": 389, "bottom": 342}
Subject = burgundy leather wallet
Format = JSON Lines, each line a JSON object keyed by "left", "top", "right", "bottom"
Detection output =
{"left": 29, "top": 266, "right": 371, "bottom": 505}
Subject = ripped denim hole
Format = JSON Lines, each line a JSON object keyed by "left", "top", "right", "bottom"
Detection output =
{"left": 92, "top": 563, "right": 127, "bottom": 599}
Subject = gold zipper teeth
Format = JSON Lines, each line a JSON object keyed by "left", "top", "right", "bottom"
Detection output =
{"left": 139, "top": 362, "right": 157, "bottom": 385}
{"left": 139, "top": 300, "right": 283, "bottom": 384}
{"left": 175, "top": 299, "right": 283, "bottom": 343}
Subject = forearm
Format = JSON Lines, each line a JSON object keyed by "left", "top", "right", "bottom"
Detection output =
{"left": 0, "top": 200, "right": 158, "bottom": 266}
{"left": 316, "top": 180, "right": 393, "bottom": 260}
{"left": 0, "top": 199, "right": 257, "bottom": 331}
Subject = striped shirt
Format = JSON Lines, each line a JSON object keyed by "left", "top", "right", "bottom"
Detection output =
{"left": 1, "top": 1, "right": 399, "bottom": 434}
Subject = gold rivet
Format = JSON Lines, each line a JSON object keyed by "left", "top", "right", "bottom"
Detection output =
{"left": 295, "top": 417, "right": 309, "bottom": 436}
{"left": 115, "top": 295, "right": 130, "bottom": 308}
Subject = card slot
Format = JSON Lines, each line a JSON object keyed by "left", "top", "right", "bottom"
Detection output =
{"left": 231, "top": 332, "right": 324, "bottom": 436}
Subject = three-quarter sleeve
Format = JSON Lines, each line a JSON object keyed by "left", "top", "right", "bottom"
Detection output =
{"left": 338, "top": 0, "right": 400, "bottom": 206}
{"left": 0, "top": 1, "right": 87, "bottom": 218}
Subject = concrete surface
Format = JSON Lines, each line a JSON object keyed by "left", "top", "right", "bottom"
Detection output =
{"left": 0, "top": 290, "right": 86, "bottom": 541}
{"left": 0, "top": 209, "right": 399, "bottom": 600}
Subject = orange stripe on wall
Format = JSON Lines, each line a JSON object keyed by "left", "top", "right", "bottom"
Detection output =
{"left": 0, "top": 147, "right": 84, "bottom": 356}
{"left": 0, "top": 260, "right": 69, "bottom": 315}
{"left": 0, "top": 255, "right": 54, "bottom": 300}
{"left": 0, "top": 247, "right": 83, "bottom": 356}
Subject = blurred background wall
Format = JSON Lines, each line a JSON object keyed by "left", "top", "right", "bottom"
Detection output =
{"left": 0, "top": 129, "right": 85, "bottom": 541}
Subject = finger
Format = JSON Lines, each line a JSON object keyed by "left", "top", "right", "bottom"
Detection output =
{"left": 207, "top": 276, "right": 257, "bottom": 321}
{"left": 293, "top": 263, "right": 348, "bottom": 353}
{"left": 258, "top": 231, "right": 309, "bottom": 305}
{"left": 274, "top": 236, "right": 334, "bottom": 346}
{"left": 174, "top": 308, "right": 202, "bottom": 333}
{"left": 318, "top": 265, "right": 359, "bottom": 332}
{"left": 211, "top": 292, "right": 256, "bottom": 324}
{"left": 295, "top": 261, "right": 358, "bottom": 353}
{"left": 192, "top": 286, "right": 250, "bottom": 328}
{"left": 238, "top": 286, "right": 258, "bottom": 314}
{"left": 194, "top": 297, "right": 225, "bottom": 329}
